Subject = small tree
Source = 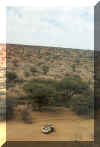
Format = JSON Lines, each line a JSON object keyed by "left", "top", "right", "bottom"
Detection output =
{"left": 76, "top": 57, "right": 80, "bottom": 65}
{"left": 24, "top": 71, "right": 30, "bottom": 77}
{"left": 42, "top": 65, "right": 49, "bottom": 75}
{"left": 24, "top": 81, "right": 56, "bottom": 111}
{"left": 6, "top": 71, "right": 18, "bottom": 83}
{"left": 72, "top": 64, "right": 76, "bottom": 72}
{"left": 71, "top": 94, "right": 94, "bottom": 116}
{"left": 30, "top": 66, "right": 38, "bottom": 73}
{"left": 6, "top": 71, "right": 18, "bottom": 88}
{"left": 59, "top": 75, "right": 88, "bottom": 106}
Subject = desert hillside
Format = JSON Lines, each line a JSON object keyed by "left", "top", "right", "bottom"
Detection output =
{"left": 6, "top": 44, "right": 94, "bottom": 98}
{"left": 7, "top": 44, "right": 94, "bottom": 81}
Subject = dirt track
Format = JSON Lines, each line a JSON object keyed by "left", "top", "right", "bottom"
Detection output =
{"left": 6, "top": 108, "right": 94, "bottom": 141}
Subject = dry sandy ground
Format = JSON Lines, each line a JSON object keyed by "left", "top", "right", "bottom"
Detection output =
{"left": 6, "top": 108, "right": 94, "bottom": 141}
{"left": 0, "top": 122, "right": 6, "bottom": 147}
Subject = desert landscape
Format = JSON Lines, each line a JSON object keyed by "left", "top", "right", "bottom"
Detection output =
{"left": 0, "top": 44, "right": 94, "bottom": 144}
{"left": 7, "top": 107, "right": 94, "bottom": 141}
{"left": 6, "top": 44, "right": 94, "bottom": 141}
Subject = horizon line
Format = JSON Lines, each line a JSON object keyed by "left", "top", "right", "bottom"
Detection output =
{"left": 6, "top": 42, "right": 94, "bottom": 51}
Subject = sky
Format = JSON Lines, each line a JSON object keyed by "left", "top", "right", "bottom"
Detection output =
{"left": 0, "top": 0, "right": 99, "bottom": 49}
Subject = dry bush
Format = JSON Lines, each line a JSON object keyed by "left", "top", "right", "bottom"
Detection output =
{"left": 21, "top": 107, "right": 33, "bottom": 124}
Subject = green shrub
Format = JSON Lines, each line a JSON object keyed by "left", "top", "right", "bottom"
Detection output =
{"left": 24, "top": 79, "right": 57, "bottom": 111}
{"left": 6, "top": 71, "right": 18, "bottom": 82}
{"left": 24, "top": 71, "right": 30, "bottom": 77}
{"left": 42, "top": 65, "right": 49, "bottom": 75}
{"left": 30, "top": 67, "right": 38, "bottom": 73}
{"left": 6, "top": 71, "right": 18, "bottom": 88}
{"left": 71, "top": 94, "right": 94, "bottom": 117}
{"left": 59, "top": 75, "right": 89, "bottom": 107}
{"left": 72, "top": 64, "right": 76, "bottom": 72}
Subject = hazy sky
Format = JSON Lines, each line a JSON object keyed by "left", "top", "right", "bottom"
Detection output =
{"left": 7, "top": 6, "right": 94, "bottom": 50}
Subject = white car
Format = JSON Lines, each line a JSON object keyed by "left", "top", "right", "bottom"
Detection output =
{"left": 41, "top": 124, "right": 55, "bottom": 134}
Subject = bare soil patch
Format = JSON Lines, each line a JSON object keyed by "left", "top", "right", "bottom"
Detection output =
{"left": 6, "top": 107, "right": 94, "bottom": 141}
